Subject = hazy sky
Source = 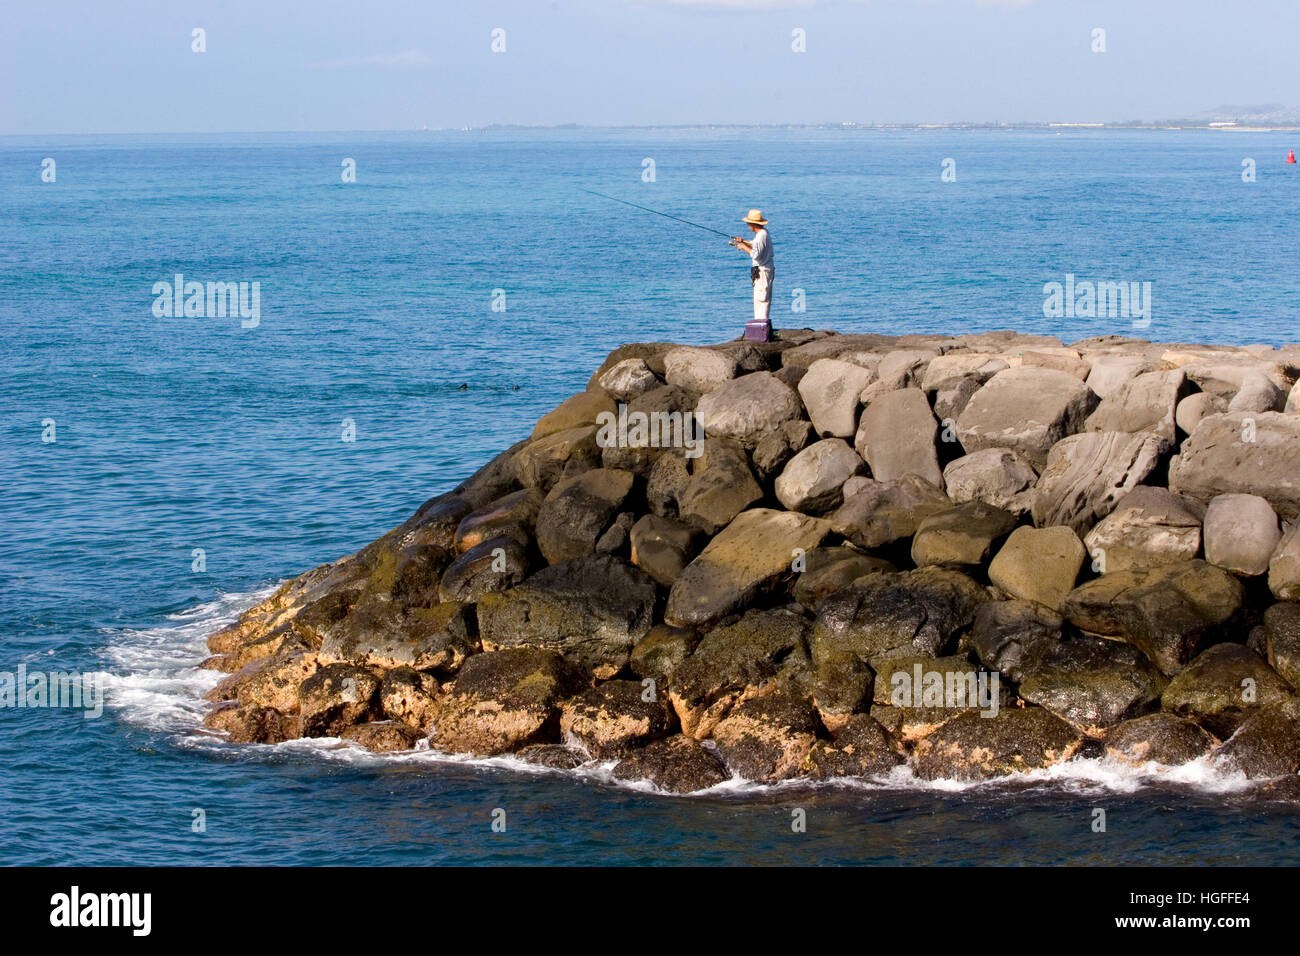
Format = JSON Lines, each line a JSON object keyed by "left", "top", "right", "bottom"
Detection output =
{"left": 3, "top": 0, "right": 1295, "bottom": 134}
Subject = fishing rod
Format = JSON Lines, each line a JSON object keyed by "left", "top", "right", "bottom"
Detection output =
{"left": 581, "top": 188, "right": 733, "bottom": 240}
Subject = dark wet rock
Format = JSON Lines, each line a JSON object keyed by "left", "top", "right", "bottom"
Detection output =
{"left": 477, "top": 555, "right": 657, "bottom": 679}
{"left": 968, "top": 600, "right": 1063, "bottom": 682}
{"left": 1104, "top": 713, "right": 1215, "bottom": 766}
{"left": 340, "top": 721, "right": 422, "bottom": 753}
{"left": 1161, "top": 643, "right": 1294, "bottom": 737}
{"left": 230, "top": 650, "right": 320, "bottom": 714}
{"left": 1212, "top": 701, "right": 1300, "bottom": 778}
{"left": 669, "top": 606, "right": 809, "bottom": 738}
{"left": 868, "top": 703, "right": 965, "bottom": 744}
{"left": 433, "top": 647, "right": 588, "bottom": 756}
{"left": 645, "top": 450, "right": 691, "bottom": 518}
{"left": 600, "top": 385, "right": 699, "bottom": 474}
{"left": 1061, "top": 561, "right": 1245, "bottom": 675}
{"left": 710, "top": 683, "right": 820, "bottom": 782}
{"left": 298, "top": 663, "right": 381, "bottom": 737}
{"left": 516, "top": 744, "right": 587, "bottom": 770}
{"left": 534, "top": 468, "right": 636, "bottom": 564}
{"left": 399, "top": 495, "right": 474, "bottom": 552}
{"left": 752, "top": 420, "right": 815, "bottom": 480}
{"left": 379, "top": 666, "right": 440, "bottom": 731}
{"left": 610, "top": 735, "right": 730, "bottom": 794}
{"left": 1016, "top": 635, "right": 1168, "bottom": 734}
{"left": 594, "top": 511, "right": 636, "bottom": 555}
{"left": 803, "top": 714, "right": 903, "bottom": 779}
{"left": 629, "top": 625, "right": 699, "bottom": 683}
{"left": 828, "top": 474, "right": 951, "bottom": 549}
{"left": 676, "top": 438, "right": 763, "bottom": 534}
{"left": 203, "top": 702, "right": 301, "bottom": 744}
{"left": 559, "top": 680, "right": 676, "bottom": 759}
{"left": 453, "top": 488, "right": 543, "bottom": 553}
{"left": 792, "top": 547, "right": 896, "bottom": 610}
{"left": 665, "top": 508, "right": 831, "bottom": 628}
{"left": 629, "top": 514, "right": 699, "bottom": 587}
{"left": 910, "top": 501, "right": 1018, "bottom": 568}
{"left": 1264, "top": 602, "right": 1300, "bottom": 688}
{"left": 810, "top": 650, "right": 874, "bottom": 733}
{"left": 911, "top": 707, "right": 1085, "bottom": 782}
{"left": 810, "top": 567, "right": 987, "bottom": 670}
{"left": 319, "top": 600, "right": 478, "bottom": 673}
{"left": 438, "top": 535, "right": 533, "bottom": 603}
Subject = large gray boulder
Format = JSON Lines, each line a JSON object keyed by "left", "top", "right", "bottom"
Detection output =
{"left": 1081, "top": 486, "right": 1203, "bottom": 573}
{"left": 774, "top": 438, "right": 864, "bottom": 514}
{"left": 662, "top": 345, "right": 739, "bottom": 394}
{"left": 665, "top": 508, "right": 832, "bottom": 628}
{"left": 942, "top": 448, "right": 1038, "bottom": 514}
{"left": 1169, "top": 411, "right": 1300, "bottom": 521}
{"left": 955, "top": 366, "right": 1099, "bottom": 468}
{"left": 1085, "top": 354, "right": 1158, "bottom": 401}
{"left": 695, "top": 371, "right": 805, "bottom": 446}
{"left": 829, "top": 475, "right": 951, "bottom": 549}
{"left": 855, "top": 387, "right": 942, "bottom": 486}
{"left": 920, "top": 352, "right": 1008, "bottom": 392}
{"left": 1031, "top": 431, "right": 1165, "bottom": 534}
{"left": 1202, "top": 493, "right": 1281, "bottom": 576}
{"left": 598, "top": 358, "right": 661, "bottom": 401}
{"left": 1084, "top": 369, "right": 1187, "bottom": 445}
{"left": 797, "top": 358, "right": 874, "bottom": 438}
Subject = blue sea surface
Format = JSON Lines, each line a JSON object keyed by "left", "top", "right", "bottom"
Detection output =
{"left": 2, "top": 129, "right": 1300, "bottom": 865}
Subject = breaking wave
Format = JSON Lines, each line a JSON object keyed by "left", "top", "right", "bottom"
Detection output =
{"left": 100, "top": 589, "right": 1266, "bottom": 798}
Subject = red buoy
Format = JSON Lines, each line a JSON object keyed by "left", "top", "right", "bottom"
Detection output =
{"left": 1289, "top": 149, "right": 1297, "bottom": 164}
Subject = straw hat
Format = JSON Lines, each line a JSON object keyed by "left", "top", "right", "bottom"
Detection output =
{"left": 742, "top": 208, "right": 768, "bottom": 226}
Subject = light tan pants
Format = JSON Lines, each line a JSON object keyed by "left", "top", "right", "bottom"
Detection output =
{"left": 752, "top": 268, "right": 773, "bottom": 322}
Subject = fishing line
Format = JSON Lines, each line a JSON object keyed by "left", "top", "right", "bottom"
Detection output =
{"left": 581, "top": 187, "right": 732, "bottom": 239}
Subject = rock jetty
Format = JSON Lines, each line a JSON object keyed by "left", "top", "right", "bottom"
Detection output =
{"left": 200, "top": 329, "right": 1300, "bottom": 793}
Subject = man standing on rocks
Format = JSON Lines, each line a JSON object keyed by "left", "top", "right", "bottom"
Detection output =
{"left": 731, "top": 209, "right": 774, "bottom": 343}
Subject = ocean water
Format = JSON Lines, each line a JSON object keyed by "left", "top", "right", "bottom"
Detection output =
{"left": 3, "top": 128, "right": 1300, "bottom": 865}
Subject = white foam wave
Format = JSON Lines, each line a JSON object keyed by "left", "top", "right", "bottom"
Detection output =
{"left": 101, "top": 589, "right": 1272, "bottom": 799}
